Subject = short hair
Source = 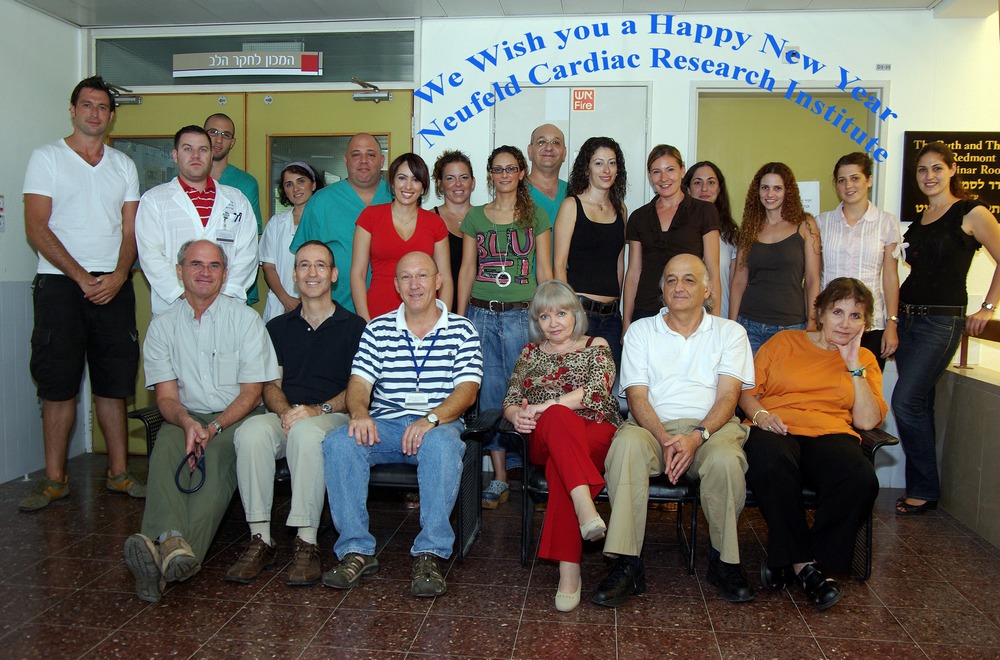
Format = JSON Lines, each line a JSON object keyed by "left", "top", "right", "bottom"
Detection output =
{"left": 658, "top": 256, "right": 714, "bottom": 314}
{"left": 294, "top": 239, "right": 335, "bottom": 267}
{"left": 71, "top": 76, "right": 116, "bottom": 112}
{"left": 174, "top": 125, "right": 211, "bottom": 150}
{"left": 814, "top": 277, "right": 874, "bottom": 330}
{"left": 527, "top": 280, "right": 588, "bottom": 345}
{"left": 388, "top": 153, "right": 431, "bottom": 203}
{"left": 832, "top": 152, "right": 873, "bottom": 182}
{"left": 646, "top": 144, "right": 684, "bottom": 172}
{"left": 432, "top": 150, "right": 474, "bottom": 199}
{"left": 277, "top": 162, "right": 324, "bottom": 207}
{"left": 177, "top": 239, "right": 228, "bottom": 269}
{"left": 916, "top": 140, "right": 967, "bottom": 200}
{"left": 204, "top": 113, "right": 234, "bottom": 129}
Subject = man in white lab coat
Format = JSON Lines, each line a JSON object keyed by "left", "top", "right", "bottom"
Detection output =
{"left": 136, "top": 125, "right": 258, "bottom": 316}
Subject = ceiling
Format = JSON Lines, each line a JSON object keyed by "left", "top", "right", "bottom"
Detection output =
{"left": 14, "top": 0, "right": 998, "bottom": 29}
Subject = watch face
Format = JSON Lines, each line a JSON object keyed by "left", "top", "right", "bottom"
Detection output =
{"left": 320, "top": 403, "right": 332, "bottom": 414}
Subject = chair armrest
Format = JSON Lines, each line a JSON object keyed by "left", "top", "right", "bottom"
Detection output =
{"left": 462, "top": 407, "right": 502, "bottom": 440}
{"left": 127, "top": 405, "right": 164, "bottom": 455}
{"left": 857, "top": 426, "right": 899, "bottom": 462}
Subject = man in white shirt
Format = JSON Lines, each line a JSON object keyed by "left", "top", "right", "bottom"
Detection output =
{"left": 592, "top": 254, "right": 757, "bottom": 607}
{"left": 20, "top": 76, "right": 144, "bottom": 512}
{"left": 135, "top": 125, "right": 258, "bottom": 316}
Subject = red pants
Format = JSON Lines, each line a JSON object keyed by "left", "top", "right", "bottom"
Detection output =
{"left": 528, "top": 406, "right": 616, "bottom": 564}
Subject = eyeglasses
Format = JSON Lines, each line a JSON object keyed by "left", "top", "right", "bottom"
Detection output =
{"left": 534, "top": 138, "right": 563, "bottom": 148}
{"left": 489, "top": 165, "right": 521, "bottom": 175}
{"left": 295, "top": 262, "right": 330, "bottom": 272}
{"left": 206, "top": 128, "right": 235, "bottom": 140}
{"left": 184, "top": 260, "right": 224, "bottom": 272}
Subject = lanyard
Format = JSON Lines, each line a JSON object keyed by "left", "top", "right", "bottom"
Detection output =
{"left": 404, "top": 327, "right": 442, "bottom": 390}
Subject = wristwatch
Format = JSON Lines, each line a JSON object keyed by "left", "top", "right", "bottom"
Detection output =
{"left": 849, "top": 367, "right": 867, "bottom": 378}
{"left": 320, "top": 403, "right": 333, "bottom": 414}
{"left": 887, "top": 315, "right": 899, "bottom": 323}
{"left": 983, "top": 302, "right": 997, "bottom": 312}
{"left": 693, "top": 426, "right": 710, "bottom": 441}
{"left": 426, "top": 413, "right": 440, "bottom": 427}
{"left": 209, "top": 420, "right": 223, "bottom": 435}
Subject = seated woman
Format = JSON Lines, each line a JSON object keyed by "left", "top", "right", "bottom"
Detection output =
{"left": 503, "top": 280, "right": 621, "bottom": 613}
{"left": 739, "top": 277, "right": 886, "bottom": 611}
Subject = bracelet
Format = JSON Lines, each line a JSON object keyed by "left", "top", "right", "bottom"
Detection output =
{"left": 751, "top": 410, "right": 769, "bottom": 427}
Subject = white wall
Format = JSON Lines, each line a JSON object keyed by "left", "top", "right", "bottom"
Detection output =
{"left": 0, "top": 0, "right": 85, "bottom": 483}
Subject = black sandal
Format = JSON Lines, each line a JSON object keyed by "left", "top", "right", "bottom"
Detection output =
{"left": 796, "top": 563, "right": 842, "bottom": 611}
{"left": 895, "top": 496, "right": 938, "bottom": 516}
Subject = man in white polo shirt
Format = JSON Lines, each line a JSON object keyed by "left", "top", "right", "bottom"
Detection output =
{"left": 135, "top": 125, "right": 258, "bottom": 316}
{"left": 322, "top": 251, "right": 483, "bottom": 598}
{"left": 21, "top": 76, "right": 144, "bottom": 512}
{"left": 592, "top": 254, "right": 756, "bottom": 608}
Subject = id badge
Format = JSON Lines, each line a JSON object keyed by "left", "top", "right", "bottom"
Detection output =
{"left": 404, "top": 392, "right": 429, "bottom": 408}
{"left": 216, "top": 230, "right": 236, "bottom": 244}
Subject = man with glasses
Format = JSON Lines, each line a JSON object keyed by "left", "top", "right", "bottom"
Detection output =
{"left": 291, "top": 133, "right": 391, "bottom": 313}
{"left": 226, "top": 240, "right": 365, "bottom": 587}
{"left": 205, "top": 113, "right": 264, "bottom": 306}
{"left": 526, "top": 123, "right": 568, "bottom": 226}
{"left": 136, "top": 126, "right": 258, "bottom": 316}
{"left": 123, "top": 239, "right": 278, "bottom": 603}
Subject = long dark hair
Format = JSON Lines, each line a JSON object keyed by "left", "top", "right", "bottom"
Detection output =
{"left": 738, "top": 162, "right": 811, "bottom": 268}
{"left": 486, "top": 145, "right": 535, "bottom": 229}
{"left": 916, "top": 141, "right": 967, "bottom": 200}
{"left": 567, "top": 136, "right": 627, "bottom": 217}
{"left": 682, "top": 160, "right": 737, "bottom": 245}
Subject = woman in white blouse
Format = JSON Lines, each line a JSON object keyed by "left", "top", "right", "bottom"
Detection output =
{"left": 816, "top": 152, "right": 901, "bottom": 368}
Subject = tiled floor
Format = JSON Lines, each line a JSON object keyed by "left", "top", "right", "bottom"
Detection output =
{"left": 2, "top": 454, "right": 1000, "bottom": 659}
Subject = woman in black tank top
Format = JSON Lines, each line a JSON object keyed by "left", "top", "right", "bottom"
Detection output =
{"left": 552, "top": 137, "right": 627, "bottom": 367}
{"left": 432, "top": 151, "right": 475, "bottom": 312}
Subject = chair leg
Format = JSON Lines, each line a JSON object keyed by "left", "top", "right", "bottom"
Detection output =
{"left": 852, "top": 513, "right": 873, "bottom": 581}
{"left": 521, "top": 487, "right": 534, "bottom": 566}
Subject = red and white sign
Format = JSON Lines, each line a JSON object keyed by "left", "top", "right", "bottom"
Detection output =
{"left": 572, "top": 89, "right": 595, "bottom": 111}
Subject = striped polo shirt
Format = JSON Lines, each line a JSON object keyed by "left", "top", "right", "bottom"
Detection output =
{"left": 352, "top": 300, "right": 483, "bottom": 419}
{"left": 179, "top": 176, "right": 217, "bottom": 227}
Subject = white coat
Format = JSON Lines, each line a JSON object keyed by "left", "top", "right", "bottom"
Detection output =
{"left": 136, "top": 177, "right": 258, "bottom": 316}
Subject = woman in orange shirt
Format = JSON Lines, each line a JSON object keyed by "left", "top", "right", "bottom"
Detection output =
{"left": 738, "top": 278, "right": 887, "bottom": 612}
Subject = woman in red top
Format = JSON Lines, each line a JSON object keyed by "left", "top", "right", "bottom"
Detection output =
{"left": 351, "top": 153, "right": 452, "bottom": 320}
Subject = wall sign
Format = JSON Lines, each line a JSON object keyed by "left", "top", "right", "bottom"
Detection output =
{"left": 173, "top": 52, "right": 322, "bottom": 77}
{"left": 572, "top": 88, "right": 595, "bottom": 111}
{"left": 901, "top": 131, "right": 1000, "bottom": 221}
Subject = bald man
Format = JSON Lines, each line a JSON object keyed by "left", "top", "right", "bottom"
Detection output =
{"left": 526, "top": 123, "right": 568, "bottom": 226}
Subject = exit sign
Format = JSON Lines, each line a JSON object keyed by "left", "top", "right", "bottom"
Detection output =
{"left": 573, "top": 89, "right": 595, "bottom": 111}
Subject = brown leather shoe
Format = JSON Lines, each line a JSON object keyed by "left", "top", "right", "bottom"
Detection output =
{"left": 286, "top": 537, "right": 322, "bottom": 586}
{"left": 225, "top": 534, "right": 276, "bottom": 584}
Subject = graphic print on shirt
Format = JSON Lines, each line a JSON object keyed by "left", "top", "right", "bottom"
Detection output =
{"left": 476, "top": 227, "right": 535, "bottom": 286}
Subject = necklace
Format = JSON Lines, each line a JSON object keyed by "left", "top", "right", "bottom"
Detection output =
{"left": 587, "top": 191, "right": 607, "bottom": 212}
{"left": 489, "top": 207, "right": 511, "bottom": 288}
{"left": 542, "top": 338, "right": 578, "bottom": 355}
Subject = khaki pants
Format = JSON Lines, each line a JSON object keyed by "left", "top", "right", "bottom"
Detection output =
{"left": 141, "top": 407, "right": 264, "bottom": 562}
{"left": 233, "top": 411, "right": 349, "bottom": 529}
{"left": 603, "top": 418, "right": 749, "bottom": 564}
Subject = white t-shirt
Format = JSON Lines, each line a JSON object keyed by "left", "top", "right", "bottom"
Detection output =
{"left": 621, "top": 309, "right": 754, "bottom": 421}
{"left": 22, "top": 139, "right": 140, "bottom": 274}
{"left": 259, "top": 209, "right": 298, "bottom": 322}
{"left": 718, "top": 239, "right": 736, "bottom": 320}
{"left": 816, "top": 201, "right": 901, "bottom": 330}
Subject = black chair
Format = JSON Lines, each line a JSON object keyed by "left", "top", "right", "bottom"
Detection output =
{"left": 498, "top": 418, "right": 700, "bottom": 574}
{"left": 127, "top": 405, "right": 501, "bottom": 561}
{"left": 744, "top": 426, "right": 899, "bottom": 581}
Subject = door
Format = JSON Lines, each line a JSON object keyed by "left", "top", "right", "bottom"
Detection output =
{"left": 106, "top": 90, "right": 413, "bottom": 453}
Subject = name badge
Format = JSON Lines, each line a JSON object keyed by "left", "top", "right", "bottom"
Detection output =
{"left": 404, "top": 392, "right": 429, "bottom": 408}
{"left": 216, "top": 230, "right": 236, "bottom": 244}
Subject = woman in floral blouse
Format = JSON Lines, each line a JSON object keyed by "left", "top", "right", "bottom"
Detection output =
{"left": 503, "top": 280, "right": 621, "bottom": 613}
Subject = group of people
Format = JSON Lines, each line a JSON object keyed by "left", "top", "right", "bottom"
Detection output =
{"left": 21, "top": 75, "right": 1000, "bottom": 615}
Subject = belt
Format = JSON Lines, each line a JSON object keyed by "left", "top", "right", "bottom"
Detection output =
{"left": 468, "top": 297, "right": 530, "bottom": 312}
{"left": 578, "top": 296, "right": 619, "bottom": 316}
{"left": 900, "top": 304, "right": 966, "bottom": 317}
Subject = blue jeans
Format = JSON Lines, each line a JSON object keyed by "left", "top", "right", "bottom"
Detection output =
{"left": 466, "top": 305, "right": 528, "bottom": 464}
{"left": 323, "top": 415, "right": 466, "bottom": 559}
{"left": 891, "top": 313, "right": 965, "bottom": 501}
{"left": 737, "top": 316, "right": 807, "bottom": 354}
{"left": 586, "top": 310, "right": 623, "bottom": 369}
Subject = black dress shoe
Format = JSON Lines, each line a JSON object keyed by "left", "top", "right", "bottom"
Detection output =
{"left": 797, "top": 563, "right": 843, "bottom": 610}
{"left": 760, "top": 560, "right": 795, "bottom": 591}
{"left": 707, "top": 557, "right": 755, "bottom": 603}
{"left": 590, "top": 557, "right": 646, "bottom": 608}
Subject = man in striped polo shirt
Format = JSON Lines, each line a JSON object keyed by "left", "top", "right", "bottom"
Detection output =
{"left": 322, "top": 251, "right": 483, "bottom": 598}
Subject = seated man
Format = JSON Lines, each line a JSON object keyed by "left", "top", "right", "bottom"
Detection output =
{"left": 123, "top": 239, "right": 279, "bottom": 603}
{"left": 227, "top": 240, "right": 366, "bottom": 586}
{"left": 592, "top": 254, "right": 756, "bottom": 607}
{"left": 323, "top": 251, "right": 482, "bottom": 597}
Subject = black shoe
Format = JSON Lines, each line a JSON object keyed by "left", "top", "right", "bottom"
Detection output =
{"left": 796, "top": 563, "right": 843, "bottom": 610}
{"left": 590, "top": 557, "right": 646, "bottom": 608}
{"left": 706, "top": 557, "right": 755, "bottom": 603}
{"left": 759, "top": 560, "right": 796, "bottom": 591}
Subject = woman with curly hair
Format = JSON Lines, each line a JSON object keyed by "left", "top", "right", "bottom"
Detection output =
{"left": 432, "top": 150, "right": 475, "bottom": 309}
{"left": 553, "top": 137, "right": 627, "bottom": 367}
{"left": 730, "top": 162, "right": 822, "bottom": 354}
{"left": 623, "top": 145, "right": 721, "bottom": 338}
{"left": 458, "top": 145, "right": 552, "bottom": 508}
{"left": 683, "top": 161, "right": 739, "bottom": 319}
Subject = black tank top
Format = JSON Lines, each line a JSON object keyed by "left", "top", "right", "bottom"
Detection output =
{"left": 740, "top": 229, "right": 807, "bottom": 325}
{"left": 566, "top": 196, "right": 625, "bottom": 298}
